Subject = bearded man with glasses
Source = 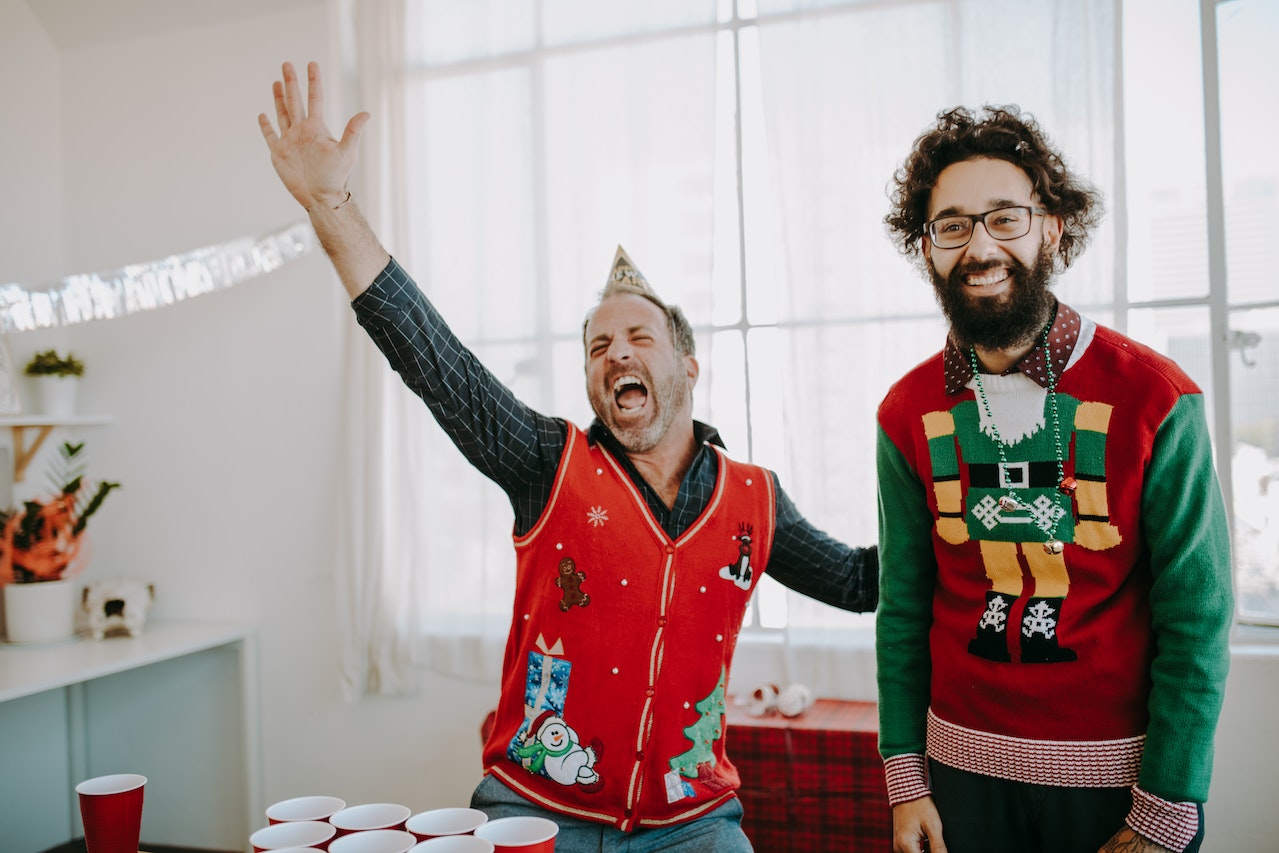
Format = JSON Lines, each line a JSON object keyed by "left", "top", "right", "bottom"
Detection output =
{"left": 874, "top": 106, "right": 1232, "bottom": 853}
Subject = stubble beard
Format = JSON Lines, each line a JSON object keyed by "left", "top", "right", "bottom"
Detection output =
{"left": 929, "top": 244, "right": 1057, "bottom": 351}
{"left": 589, "top": 368, "right": 690, "bottom": 454}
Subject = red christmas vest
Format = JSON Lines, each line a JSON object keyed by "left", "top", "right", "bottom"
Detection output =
{"left": 482, "top": 425, "right": 776, "bottom": 830}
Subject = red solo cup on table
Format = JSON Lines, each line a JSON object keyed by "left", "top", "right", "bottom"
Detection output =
{"left": 473, "top": 816, "right": 558, "bottom": 853}
{"left": 268, "top": 795, "right": 347, "bottom": 824}
{"left": 76, "top": 773, "right": 147, "bottom": 853}
{"left": 406, "top": 807, "right": 489, "bottom": 840}
{"left": 330, "top": 803, "right": 412, "bottom": 835}
{"left": 328, "top": 829, "right": 419, "bottom": 853}
{"left": 250, "top": 819, "right": 338, "bottom": 852}
{"left": 410, "top": 836, "right": 495, "bottom": 853}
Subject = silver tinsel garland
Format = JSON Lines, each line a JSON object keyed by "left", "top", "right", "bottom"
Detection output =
{"left": 0, "top": 222, "right": 318, "bottom": 333}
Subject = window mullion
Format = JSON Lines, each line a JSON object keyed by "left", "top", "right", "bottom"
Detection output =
{"left": 1112, "top": 0, "right": 1130, "bottom": 335}
{"left": 1199, "top": 0, "right": 1236, "bottom": 555}
{"left": 530, "top": 1, "right": 555, "bottom": 400}
{"left": 732, "top": 21, "right": 755, "bottom": 467}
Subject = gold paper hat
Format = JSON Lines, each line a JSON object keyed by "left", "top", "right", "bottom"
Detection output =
{"left": 595, "top": 245, "right": 696, "bottom": 357}
{"left": 604, "top": 245, "right": 655, "bottom": 296}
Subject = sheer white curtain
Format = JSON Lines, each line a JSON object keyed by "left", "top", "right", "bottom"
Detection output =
{"left": 334, "top": 0, "right": 1119, "bottom": 698}
{"left": 338, "top": 0, "right": 725, "bottom": 695}
{"left": 335, "top": 0, "right": 419, "bottom": 699}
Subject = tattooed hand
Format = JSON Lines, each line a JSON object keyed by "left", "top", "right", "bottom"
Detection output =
{"left": 1099, "top": 826, "right": 1174, "bottom": 853}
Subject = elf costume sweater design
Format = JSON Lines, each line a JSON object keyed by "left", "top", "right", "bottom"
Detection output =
{"left": 484, "top": 424, "right": 776, "bottom": 831}
{"left": 876, "top": 309, "right": 1232, "bottom": 845}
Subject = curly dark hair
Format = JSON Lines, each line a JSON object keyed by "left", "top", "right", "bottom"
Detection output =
{"left": 885, "top": 105, "right": 1103, "bottom": 271}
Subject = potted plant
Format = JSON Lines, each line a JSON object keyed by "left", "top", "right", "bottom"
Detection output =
{"left": 24, "top": 349, "right": 86, "bottom": 418}
{"left": 0, "top": 441, "right": 120, "bottom": 644}
{"left": 23, "top": 349, "right": 86, "bottom": 378}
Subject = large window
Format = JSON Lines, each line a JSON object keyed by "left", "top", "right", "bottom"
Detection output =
{"left": 365, "top": 0, "right": 1274, "bottom": 686}
{"left": 1124, "top": 0, "right": 1279, "bottom": 625}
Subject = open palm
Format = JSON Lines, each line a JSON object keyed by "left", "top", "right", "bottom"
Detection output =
{"left": 257, "top": 61, "right": 369, "bottom": 211}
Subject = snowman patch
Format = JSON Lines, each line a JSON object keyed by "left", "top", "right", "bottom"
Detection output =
{"left": 513, "top": 710, "right": 604, "bottom": 792}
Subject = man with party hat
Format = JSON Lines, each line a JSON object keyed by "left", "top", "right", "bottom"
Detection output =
{"left": 258, "top": 61, "right": 877, "bottom": 851}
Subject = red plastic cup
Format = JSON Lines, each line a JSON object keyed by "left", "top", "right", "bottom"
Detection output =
{"left": 250, "top": 819, "right": 338, "bottom": 852}
{"left": 267, "top": 795, "right": 347, "bottom": 824}
{"left": 406, "top": 807, "right": 488, "bottom": 840}
{"left": 410, "top": 836, "right": 495, "bottom": 853}
{"left": 329, "top": 803, "right": 412, "bottom": 835}
{"left": 473, "top": 816, "right": 558, "bottom": 853}
{"left": 328, "top": 829, "right": 418, "bottom": 853}
{"left": 76, "top": 773, "right": 146, "bottom": 853}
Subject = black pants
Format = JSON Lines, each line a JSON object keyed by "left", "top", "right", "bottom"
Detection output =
{"left": 928, "top": 760, "right": 1205, "bottom": 853}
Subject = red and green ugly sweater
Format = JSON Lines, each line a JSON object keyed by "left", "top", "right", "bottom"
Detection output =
{"left": 875, "top": 308, "right": 1232, "bottom": 850}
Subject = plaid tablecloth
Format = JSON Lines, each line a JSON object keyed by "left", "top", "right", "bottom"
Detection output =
{"left": 725, "top": 698, "right": 891, "bottom": 852}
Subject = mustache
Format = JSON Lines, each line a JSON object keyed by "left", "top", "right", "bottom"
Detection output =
{"left": 952, "top": 258, "right": 1012, "bottom": 282}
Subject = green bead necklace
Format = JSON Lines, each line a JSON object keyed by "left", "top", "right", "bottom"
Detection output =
{"left": 968, "top": 323, "right": 1075, "bottom": 554}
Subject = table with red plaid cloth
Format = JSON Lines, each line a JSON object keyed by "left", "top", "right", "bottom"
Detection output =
{"left": 725, "top": 698, "right": 891, "bottom": 853}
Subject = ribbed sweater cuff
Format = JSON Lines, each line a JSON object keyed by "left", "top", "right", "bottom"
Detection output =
{"left": 1127, "top": 785, "right": 1199, "bottom": 852}
{"left": 883, "top": 753, "right": 930, "bottom": 806}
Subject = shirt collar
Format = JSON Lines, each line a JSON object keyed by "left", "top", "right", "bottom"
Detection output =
{"left": 943, "top": 301, "right": 1082, "bottom": 395}
{"left": 587, "top": 418, "right": 725, "bottom": 451}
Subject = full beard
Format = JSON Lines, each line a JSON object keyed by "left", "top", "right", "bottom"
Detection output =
{"left": 929, "top": 245, "right": 1057, "bottom": 351}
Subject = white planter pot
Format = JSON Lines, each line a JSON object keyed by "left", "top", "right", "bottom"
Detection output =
{"left": 3, "top": 578, "right": 78, "bottom": 644}
{"left": 36, "top": 376, "right": 79, "bottom": 417}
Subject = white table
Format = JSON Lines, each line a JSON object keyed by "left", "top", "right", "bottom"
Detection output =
{"left": 0, "top": 621, "right": 262, "bottom": 852}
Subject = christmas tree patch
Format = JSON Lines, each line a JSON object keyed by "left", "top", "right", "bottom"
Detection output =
{"left": 664, "top": 666, "right": 730, "bottom": 802}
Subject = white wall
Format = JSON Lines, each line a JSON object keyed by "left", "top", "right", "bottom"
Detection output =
{"left": 1, "top": 2, "right": 1276, "bottom": 851}
{"left": 0, "top": 0, "right": 63, "bottom": 281}
{"left": 0, "top": 0, "right": 496, "bottom": 842}
{"left": 1205, "top": 644, "right": 1279, "bottom": 852}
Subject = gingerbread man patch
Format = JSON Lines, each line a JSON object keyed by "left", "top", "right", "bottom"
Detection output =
{"left": 556, "top": 557, "right": 590, "bottom": 611}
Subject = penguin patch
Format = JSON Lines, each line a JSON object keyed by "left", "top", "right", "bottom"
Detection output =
{"left": 718, "top": 523, "right": 754, "bottom": 590}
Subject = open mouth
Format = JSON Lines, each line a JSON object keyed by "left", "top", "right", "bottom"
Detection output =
{"left": 613, "top": 374, "right": 649, "bottom": 412}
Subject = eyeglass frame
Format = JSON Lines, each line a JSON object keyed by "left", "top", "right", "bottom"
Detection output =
{"left": 925, "top": 205, "right": 1048, "bottom": 249}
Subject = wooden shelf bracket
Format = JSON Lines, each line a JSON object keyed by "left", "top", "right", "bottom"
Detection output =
{"left": 10, "top": 424, "right": 56, "bottom": 483}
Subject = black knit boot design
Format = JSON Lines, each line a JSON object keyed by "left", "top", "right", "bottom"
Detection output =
{"left": 967, "top": 590, "right": 1015, "bottom": 662}
{"left": 1019, "top": 596, "right": 1078, "bottom": 663}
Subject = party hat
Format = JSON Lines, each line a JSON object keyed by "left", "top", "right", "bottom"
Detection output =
{"left": 605, "top": 245, "right": 654, "bottom": 295}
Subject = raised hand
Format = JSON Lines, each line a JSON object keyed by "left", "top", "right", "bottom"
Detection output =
{"left": 258, "top": 61, "right": 370, "bottom": 212}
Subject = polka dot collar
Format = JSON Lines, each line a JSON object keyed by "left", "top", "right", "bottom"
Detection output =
{"left": 943, "top": 301, "right": 1082, "bottom": 395}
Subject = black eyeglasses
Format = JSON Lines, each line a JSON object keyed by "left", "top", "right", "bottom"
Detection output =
{"left": 926, "top": 206, "right": 1047, "bottom": 249}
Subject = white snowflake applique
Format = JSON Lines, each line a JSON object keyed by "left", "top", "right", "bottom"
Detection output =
{"left": 586, "top": 506, "right": 609, "bottom": 528}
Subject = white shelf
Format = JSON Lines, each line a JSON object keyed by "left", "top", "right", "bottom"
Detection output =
{"left": 0, "top": 620, "right": 250, "bottom": 703}
{"left": 0, "top": 415, "right": 112, "bottom": 427}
